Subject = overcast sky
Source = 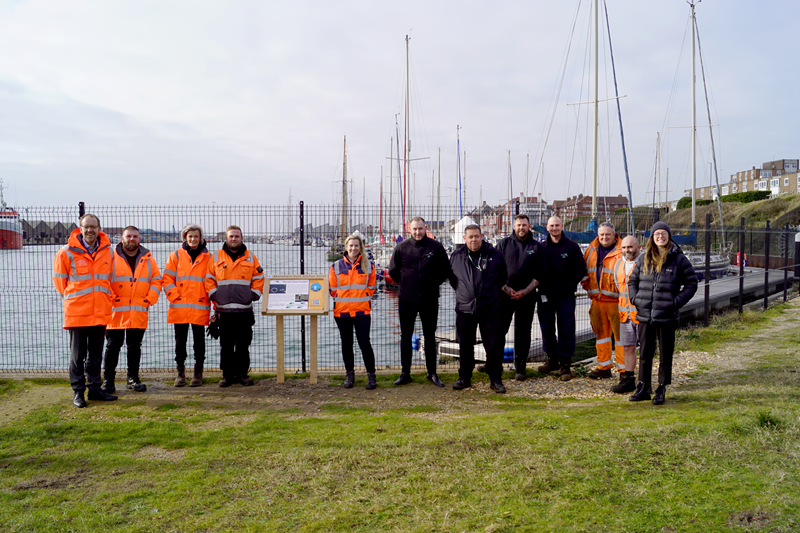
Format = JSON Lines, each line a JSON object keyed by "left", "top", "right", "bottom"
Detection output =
{"left": 0, "top": 0, "right": 797, "bottom": 210}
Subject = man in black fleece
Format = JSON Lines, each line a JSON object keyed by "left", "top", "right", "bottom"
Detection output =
{"left": 537, "top": 216, "right": 587, "bottom": 380}
{"left": 388, "top": 217, "right": 450, "bottom": 387}
{"left": 495, "top": 214, "right": 547, "bottom": 381}
{"left": 449, "top": 225, "right": 508, "bottom": 393}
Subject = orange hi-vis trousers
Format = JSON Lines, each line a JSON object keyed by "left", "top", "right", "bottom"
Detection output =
{"left": 589, "top": 300, "right": 625, "bottom": 372}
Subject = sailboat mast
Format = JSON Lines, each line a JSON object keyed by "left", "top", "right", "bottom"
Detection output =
{"left": 591, "top": 0, "right": 599, "bottom": 221}
{"left": 657, "top": 132, "right": 661, "bottom": 209}
{"left": 691, "top": 1, "right": 698, "bottom": 227}
{"left": 437, "top": 147, "right": 441, "bottom": 232}
{"left": 457, "top": 125, "right": 463, "bottom": 217}
{"left": 380, "top": 167, "right": 383, "bottom": 240}
{"left": 403, "top": 34, "right": 410, "bottom": 235}
{"left": 341, "top": 136, "right": 347, "bottom": 241}
{"left": 389, "top": 137, "right": 393, "bottom": 238}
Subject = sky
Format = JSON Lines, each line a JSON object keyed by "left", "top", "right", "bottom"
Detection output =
{"left": 0, "top": 0, "right": 798, "bottom": 210}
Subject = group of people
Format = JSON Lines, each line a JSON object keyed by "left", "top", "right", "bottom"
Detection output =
{"left": 56, "top": 212, "right": 697, "bottom": 409}
{"left": 330, "top": 215, "right": 697, "bottom": 405}
{"left": 53, "top": 215, "right": 264, "bottom": 408}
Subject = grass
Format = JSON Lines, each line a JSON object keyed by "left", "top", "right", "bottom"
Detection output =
{"left": 2, "top": 303, "right": 800, "bottom": 532}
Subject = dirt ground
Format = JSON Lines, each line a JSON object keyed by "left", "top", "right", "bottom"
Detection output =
{"left": 3, "top": 298, "right": 797, "bottom": 423}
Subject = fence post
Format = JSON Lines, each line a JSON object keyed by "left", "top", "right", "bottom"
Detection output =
{"left": 764, "top": 220, "right": 770, "bottom": 310}
{"left": 785, "top": 222, "right": 789, "bottom": 302}
{"left": 78, "top": 202, "right": 85, "bottom": 219}
{"left": 704, "top": 213, "right": 710, "bottom": 326}
{"left": 795, "top": 231, "right": 800, "bottom": 292}
{"left": 739, "top": 217, "right": 745, "bottom": 314}
{"left": 300, "top": 201, "right": 307, "bottom": 373}
{"left": 515, "top": 199, "right": 520, "bottom": 216}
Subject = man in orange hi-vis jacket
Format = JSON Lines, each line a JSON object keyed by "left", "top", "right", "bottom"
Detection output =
{"left": 582, "top": 222, "right": 624, "bottom": 379}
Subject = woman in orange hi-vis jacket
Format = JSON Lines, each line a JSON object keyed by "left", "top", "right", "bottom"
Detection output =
{"left": 329, "top": 234, "right": 377, "bottom": 390}
{"left": 163, "top": 224, "right": 211, "bottom": 387}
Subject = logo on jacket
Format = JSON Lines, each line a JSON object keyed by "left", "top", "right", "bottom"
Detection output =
{"left": 424, "top": 252, "right": 433, "bottom": 258}
{"left": 527, "top": 250, "right": 535, "bottom": 255}
{"left": 561, "top": 253, "right": 569, "bottom": 259}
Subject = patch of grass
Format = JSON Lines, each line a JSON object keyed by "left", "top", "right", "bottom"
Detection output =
{"left": 155, "top": 404, "right": 180, "bottom": 412}
{"left": 676, "top": 304, "right": 788, "bottom": 353}
{"left": 755, "top": 409, "right": 784, "bottom": 429}
{"left": 386, "top": 405, "right": 440, "bottom": 414}
{"left": 0, "top": 379, "right": 24, "bottom": 396}
{"left": 318, "top": 403, "right": 375, "bottom": 415}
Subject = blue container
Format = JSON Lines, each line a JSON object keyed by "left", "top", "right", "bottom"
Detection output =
{"left": 502, "top": 346, "right": 514, "bottom": 363}
{"left": 412, "top": 334, "right": 421, "bottom": 351}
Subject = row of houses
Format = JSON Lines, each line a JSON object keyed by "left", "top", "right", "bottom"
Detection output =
{"left": 686, "top": 158, "right": 800, "bottom": 200}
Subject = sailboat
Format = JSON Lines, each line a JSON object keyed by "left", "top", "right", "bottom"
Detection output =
{"left": 327, "top": 136, "right": 348, "bottom": 262}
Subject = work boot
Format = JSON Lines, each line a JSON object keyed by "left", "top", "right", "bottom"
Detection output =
{"left": 537, "top": 356, "right": 559, "bottom": 374}
{"left": 87, "top": 389, "right": 118, "bottom": 401}
{"left": 611, "top": 373, "right": 636, "bottom": 394}
{"left": 219, "top": 376, "right": 233, "bottom": 388}
{"left": 652, "top": 384, "right": 667, "bottom": 405}
{"left": 174, "top": 363, "right": 186, "bottom": 387}
{"left": 73, "top": 390, "right": 86, "bottom": 408}
{"left": 514, "top": 365, "right": 527, "bottom": 381}
{"left": 426, "top": 373, "right": 445, "bottom": 387}
{"left": 127, "top": 377, "right": 147, "bottom": 392}
{"left": 588, "top": 368, "right": 613, "bottom": 379}
{"left": 559, "top": 365, "right": 572, "bottom": 382}
{"left": 100, "top": 379, "right": 116, "bottom": 394}
{"left": 393, "top": 372, "right": 412, "bottom": 386}
{"left": 190, "top": 364, "right": 203, "bottom": 387}
{"left": 476, "top": 364, "right": 487, "bottom": 373}
{"left": 239, "top": 375, "right": 255, "bottom": 386}
{"left": 629, "top": 382, "right": 652, "bottom": 402}
{"left": 343, "top": 371, "right": 355, "bottom": 389}
{"left": 452, "top": 377, "right": 472, "bottom": 390}
{"left": 489, "top": 379, "right": 507, "bottom": 394}
{"left": 366, "top": 373, "right": 377, "bottom": 390}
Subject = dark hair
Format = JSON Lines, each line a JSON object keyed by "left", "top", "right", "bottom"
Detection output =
{"left": 464, "top": 224, "right": 481, "bottom": 234}
{"left": 514, "top": 214, "right": 530, "bottom": 222}
{"left": 122, "top": 226, "right": 139, "bottom": 235}
{"left": 410, "top": 216, "right": 426, "bottom": 224}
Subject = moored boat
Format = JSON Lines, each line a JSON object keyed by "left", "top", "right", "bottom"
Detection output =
{"left": 0, "top": 180, "right": 22, "bottom": 250}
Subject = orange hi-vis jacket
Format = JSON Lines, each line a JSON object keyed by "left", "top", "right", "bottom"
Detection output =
{"left": 163, "top": 244, "right": 212, "bottom": 326}
{"left": 108, "top": 243, "right": 162, "bottom": 330}
{"left": 329, "top": 253, "right": 376, "bottom": 318}
{"left": 205, "top": 248, "right": 264, "bottom": 313}
{"left": 582, "top": 234, "right": 623, "bottom": 303}
{"left": 612, "top": 256, "right": 638, "bottom": 324}
{"left": 52, "top": 228, "right": 114, "bottom": 329}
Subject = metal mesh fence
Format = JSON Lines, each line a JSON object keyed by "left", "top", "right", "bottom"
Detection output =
{"left": 1, "top": 203, "right": 796, "bottom": 374}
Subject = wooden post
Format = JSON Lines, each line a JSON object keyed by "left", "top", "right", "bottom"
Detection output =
{"left": 276, "top": 315, "right": 285, "bottom": 383}
{"left": 310, "top": 315, "right": 318, "bottom": 385}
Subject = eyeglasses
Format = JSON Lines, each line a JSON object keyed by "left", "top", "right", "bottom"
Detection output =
{"left": 81, "top": 225, "right": 99, "bottom": 230}
{"left": 653, "top": 231, "right": 669, "bottom": 238}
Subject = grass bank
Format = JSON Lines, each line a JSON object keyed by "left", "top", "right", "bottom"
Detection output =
{"left": 1, "top": 303, "right": 799, "bottom": 532}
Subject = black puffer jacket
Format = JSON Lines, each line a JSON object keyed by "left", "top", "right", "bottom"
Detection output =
{"left": 628, "top": 242, "right": 698, "bottom": 324}
{"left": 448, "top": 241, "right": 507, "bottom": 314}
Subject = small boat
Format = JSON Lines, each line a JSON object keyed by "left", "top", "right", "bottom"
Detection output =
{"left": 683, "top": 241, "right": 732, "bottom": 281}
{"left": 0, "top": 179, "right": 23, "bottom": 250}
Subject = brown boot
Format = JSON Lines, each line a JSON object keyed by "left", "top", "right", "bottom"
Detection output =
{"left": 174, "top": 363, "right": 186, "bottom": 387}
{"left": 537, "top": 355, "right": 559, "bottom": 374}
{"left": 189, "top": 364, "right": 203, "bottom": 387}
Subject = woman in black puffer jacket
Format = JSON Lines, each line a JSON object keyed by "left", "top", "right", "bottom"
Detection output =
{"left": 628, "top": 222, "right": 698, "bottom": 405}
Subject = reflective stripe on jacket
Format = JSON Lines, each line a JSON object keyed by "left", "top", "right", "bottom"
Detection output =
{"left": 205, "top": 248, "right": 265, "bottom": 313}
{"left": 163, "top": 244, "right": 211, "bottom": 325}
{"left": 612, "top": 256, "right": 638, "bottom": 324}
{"left": 581, "top": 234, "right": 622, "bottom": 302}
{"left": 52, "top": 228, "right": 114, "bottom": 329}
{"left": 108, "top": 243, "right": 162, "bottom": 330}
{"left": 329, "top": 254, "right": 376, "bottom": 317}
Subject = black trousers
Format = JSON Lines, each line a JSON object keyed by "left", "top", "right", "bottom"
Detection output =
{"left": 69, "top": 325, "right": 106, "bottom": 392}
{"left": 637, "top": 321, "right": 677, "bottom": 386}
{"left": 334, "top": 314, "right": 376, "bottom": 374}
{"left": 398, "top": 298, "right": 439, "bottom": 374}
{"left": 219, "top": 312, "right": 254, "bottom": 379}
{"left": 499, "top": 295, "right": 536, "bottom": 373}
{"left": 537, "top": 295, "right": 576, "bottom": 368}
{"left": 174, "top": 323, "right": 206, "bottom": 365}
{"left": 103, "top": 328, "right": 146, "bottom": 380}
{"left": 456, "top": 310, "right": 504, "bottom": 381}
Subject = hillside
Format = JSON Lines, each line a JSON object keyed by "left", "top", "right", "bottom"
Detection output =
{"left": 663, "top": 195, "right": 800, "bottom": 230}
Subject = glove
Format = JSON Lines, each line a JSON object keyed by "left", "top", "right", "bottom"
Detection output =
{"left": 206, "top": 313, "right": 221, "bottom": 339}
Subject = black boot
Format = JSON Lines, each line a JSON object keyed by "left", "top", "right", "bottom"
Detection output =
{"left": 629, "top": 382, "right": 652, "bottom": 402}
{"left": 393, "top": 372, "right": 412, "bottom": 386}
{"left": 174, "top": 363, "right": 186, "bottom": 387}
{"left": 611, "top": 372, "right": 636, "bottom": 393}
{"left": 343, "top": 371, "right": 355, "bottom": 389}
{"left": 490, "top": 378, "right": 507, "bottom": 394}
{"left": 127, "top": 376, "right": 147, "bottom": 392}
{"left": 452, "top": 377, "right": 472, "bottom": 390}
{"left": 101, "top": 378, "right": 116, "bottom": 394}
{"left": 366, "top": 373, "right": 377, "bottom": 390}
{"left": 652, "top": 384, "right": 667, "bottom": 405}
{"left": 426, "top": 373, "right": 445, "bottom": 387}
{"left": 73, "top": 390, "right": 86, "bottom": 408}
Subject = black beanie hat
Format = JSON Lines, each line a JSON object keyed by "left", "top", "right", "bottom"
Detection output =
{"left": 650, "top": 221, "right": 671, "bottom": 237}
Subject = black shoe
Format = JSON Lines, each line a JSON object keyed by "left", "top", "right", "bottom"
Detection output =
{"left": 126, "top": 377, "right": 147, "bottom": 392}
{"left": 239, "top": 375, "right": 255, "bottom": 386}
{"left": 475, "top": 364, "right": 487, "bottom": 373}
{"left": 366, "top": 373, "right": 377, "bottom": 390}
{"left": 343, "top": 371, "right": 355, "bottom": 389}
{"left": 588, "top": 368, "right": 613, "bottom": 379}
{"left": 452, "top": 377, "right": 472, "bottom": 390}
{"left": 101, "top": 379, "right": 116, "bottom": 394}
{"left": 490, "top": 379, "right": 507, "bottom": 394}
{"left": 652, "top": 384, "right": 666, "bottom": 405}
{"left": 393, "top": 372, "right": 412, "bottom": 386}
{"left": 426, "top": 373, "right": 445, "bottom": 387}
{"left": 73, "top": 390, "right": 86, "bottom": 408}
{"left": 514, "top": 372, "right": 527, "bottom": 382}
{"left": 87, "top": 389, "right": 118, "bottom": 401}
{"left": 219, "top": 376, "right": 233, "bottom": 388}
{"left": 611, "top": 375, "right": 636, "bottom": 394}
{"left": 629, "top": 382, "right": 652, "bottom": 402}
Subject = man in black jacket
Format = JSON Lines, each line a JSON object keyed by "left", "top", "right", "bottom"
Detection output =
{"left": 388, "top": 217, "right": 450, "bottom": 387}
{"left": 496, "top": 214, "right": 547, "bottom": 381}
{"left": 537, "top": 216, "right": 587, "bottom": 381}
{"left": 449, "top": 224, "right": 508, "bottom": 393}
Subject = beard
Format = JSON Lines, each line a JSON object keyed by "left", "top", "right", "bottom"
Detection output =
{"left": 123, "top": 242, "right": 139, "bottom": 252}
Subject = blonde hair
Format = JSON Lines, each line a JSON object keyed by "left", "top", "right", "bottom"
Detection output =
{"left": 343, "top": 234, "right": 364, "bottom": 255}
{"left": 642, "top": 235, "right": 669, "bottom": 275}
{"left": 181, "top": 223, "right": 204, "bottom": 242}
